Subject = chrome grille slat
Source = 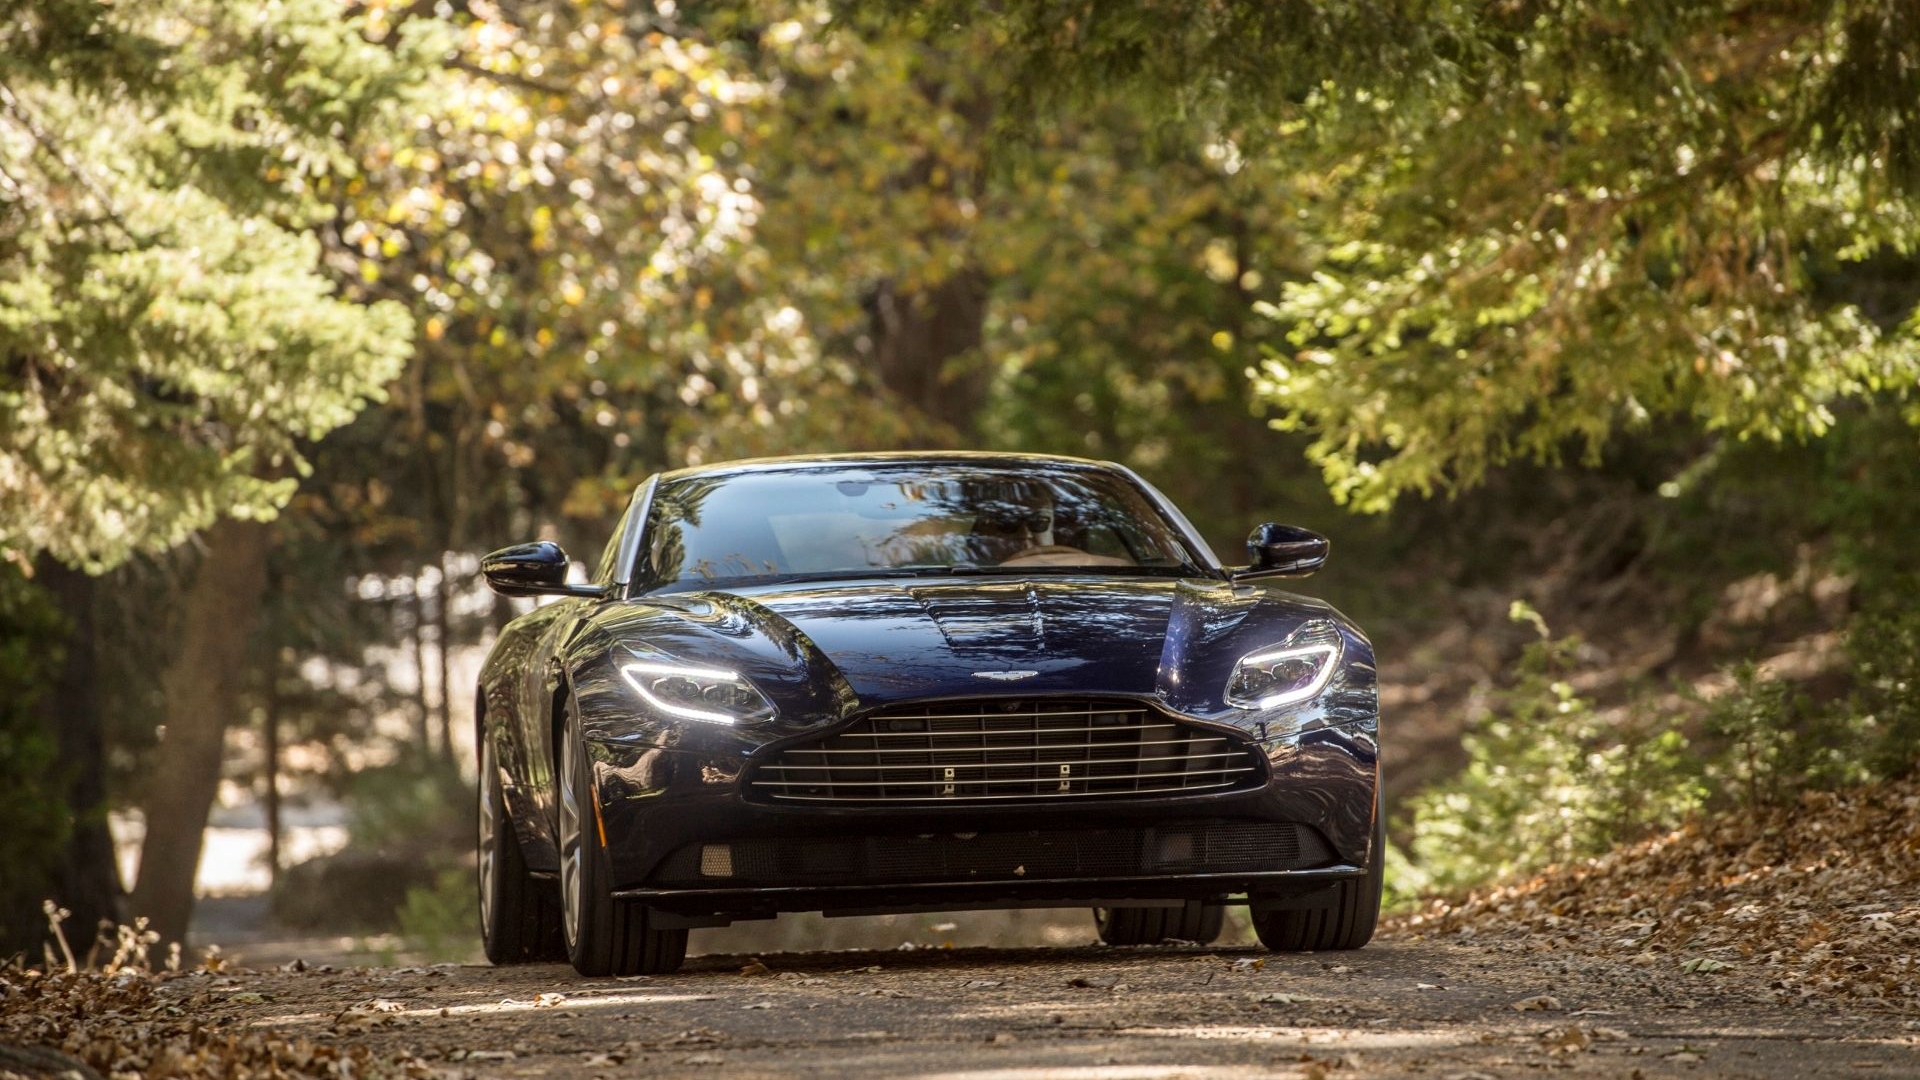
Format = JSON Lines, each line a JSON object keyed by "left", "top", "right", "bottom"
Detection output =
{"left": 771, "top": 737, "right": 1227, "bottom": 752}
{"left": 823, "top": 724, "right": 1178, "bottom": 738}
{"left": 758, "top": 752, "right": 1246, "bottom": 771}
{"left": 760, "top": 780, "right": 1258, "bottom": 803}
{"left": 747, "top": 697, "right": 1263, "bottom": 806}
{"left": 874, "top": 707, "right": 1151, "bottom": 722}
{"left": 752, "top": 767, "right": 1258, "bottom": 787}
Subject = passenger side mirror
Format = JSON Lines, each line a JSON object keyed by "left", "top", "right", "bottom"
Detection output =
{"left": 1232, "top": 523, "right": 1329, "bottom": 581}
{"left": 481, "top": 541, "right": 607, "bottom": 598}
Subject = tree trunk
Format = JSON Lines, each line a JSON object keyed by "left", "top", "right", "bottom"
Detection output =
{"left": 22, "top": 559, "right": 123, "bottom": 964}
{"left": 128, "top": 519, "right": 272, "bottom": 951}
{"left": 865, "top": 78, "right": 993, "bottom": 442}
{"left": 868, "top": 269, "right": 991, "bottom": 439}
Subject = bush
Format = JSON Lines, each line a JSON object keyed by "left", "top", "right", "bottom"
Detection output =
{"left": 1695, "top": 601, "right": 1920, "bottom": 810}
{"left": 1697, "top": 661, "right": 1859, "bottom": 809}
{"left": 1409, "top": 595, "right": 1920, "bottom": 896}
{"left": 395, "top": 868, "right": 479, "bottom": 962}
{"left": 1845, "top": 602, "right": 1920, "bottom": 781}
{"left": 1407, "top": 626, "right": 1705, "bottom": 894}
{"left": 339, "top": 761, "right": 473, "bottom": 859}
{"left": 272, "top": 760, "right": 474, "bottom": 935}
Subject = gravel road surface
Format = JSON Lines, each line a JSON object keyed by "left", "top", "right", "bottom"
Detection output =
{"left": 172, "top": 937, "right": 1919, "bottom": 1079}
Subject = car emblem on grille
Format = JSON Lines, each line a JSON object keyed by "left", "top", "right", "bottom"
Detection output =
{"left": 972, "top": 670, "right": 1039, "bottom": 681}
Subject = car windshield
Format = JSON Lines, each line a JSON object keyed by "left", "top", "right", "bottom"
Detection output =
{"left": 638, "top": 464, "right": 1202, "bottom": 592}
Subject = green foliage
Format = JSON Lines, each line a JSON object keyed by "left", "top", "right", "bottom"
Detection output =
{"left": 901, "top": 0, "right": 1920, "bottom": 512}
{"left": 1697, "top": 662, "right": 1860, "bottom": 809}
{"left": 0, "top": 568, "right": 72, "bottom": 952}
{"left": 341, "top": 762, "right": 472, "bottom": 859}
{"left": 1379, "top": 837, "right": 1431, "bottom": 915}
{"left": 396, "top": 868, "right": 479, "bottom": 963}
{"left": 1698, "top": 602, "right": 1920, "bottom": 806}
{"left": 895, "top": 0, "right": 1479, "bottom": 131}
{"left": 1845, "top": 606, "right": 1920, "bottom": 780}
{"left": 0, "top": 0, "right": 443, "bottom": 570}
{"left": 1409, "top": 631, "right": 1707, "bottom": 893}
{"left": 1413, "top": 594, "right": 1920, "bottom": 893}
{"left": 1252, "top": 12, "right": 1920, "bottom": 510}
{"left": 343, "top": 762, "right": 477, "bottom": 946}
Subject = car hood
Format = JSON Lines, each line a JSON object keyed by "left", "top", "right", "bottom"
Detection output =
{"left": 737, "top": 577, "right": 1178, "bottom": 702}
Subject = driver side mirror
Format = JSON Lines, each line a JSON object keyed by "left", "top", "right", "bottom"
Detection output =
{"left": 481, "top": 541, "right": 607, "bottom": 598}
{"left": 1232, "top": 523, "right": 1329, "bottom": 581}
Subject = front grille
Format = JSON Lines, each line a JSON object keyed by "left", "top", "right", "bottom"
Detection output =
{"left": 648, "top": 821, "right": 1333, "bottom": 887}
{"left": 746, "top": 698, "right": 1263, "bottom": 805}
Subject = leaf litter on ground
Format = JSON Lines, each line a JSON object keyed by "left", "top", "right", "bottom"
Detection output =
{"left": 1392, "top": 775, "right": 1920, "bottom": 1012}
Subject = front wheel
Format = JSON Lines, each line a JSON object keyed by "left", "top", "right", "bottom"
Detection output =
{"left": 1252, "top": 797, "right": 1385, "bottom": 952}
{"left": 557, "top": 698, "right": 688, "bottom": 976}
{"left": 1093, "top": 901, "right": 1225, "bottom": 946}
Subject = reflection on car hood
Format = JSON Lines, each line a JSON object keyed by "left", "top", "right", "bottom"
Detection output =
{"left": 731, "top": 577, "right": 1182, "bottom": 704}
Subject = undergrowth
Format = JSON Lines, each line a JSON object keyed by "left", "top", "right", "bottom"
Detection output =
{"left": 1405, "top": 600, "right": 1920, "bottom": 895}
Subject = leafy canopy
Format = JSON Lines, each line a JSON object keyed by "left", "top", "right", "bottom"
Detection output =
{"left": 895, "top": 0, "right": 1920, "bottom": 509}
{"left": 0, "top": 0, "right": 442, "bottom": 570}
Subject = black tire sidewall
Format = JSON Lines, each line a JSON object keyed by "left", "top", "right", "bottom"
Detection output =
{"left": 478, "top": 735, "right": 518, "bottom": 963}
{"left": 560, "top": 705, "right": 615, "bottom": 975}
{"left": 479, "top": 729, "right": 563, "bottom": 964}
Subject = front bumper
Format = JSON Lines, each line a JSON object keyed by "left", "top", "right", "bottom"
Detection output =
{"left": 584, "top": 712, "right": 1378, "bottom": 918}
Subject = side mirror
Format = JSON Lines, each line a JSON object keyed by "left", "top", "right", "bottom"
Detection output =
{"left": 481, "top": 541, "right": 606, "bottom": 598}
{"left": 1232, "top": 523, "right": 1329, "bottom": 581}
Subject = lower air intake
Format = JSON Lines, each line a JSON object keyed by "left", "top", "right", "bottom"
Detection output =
{"left": 648, "top": 821, "right": 1333, "bottom": 888}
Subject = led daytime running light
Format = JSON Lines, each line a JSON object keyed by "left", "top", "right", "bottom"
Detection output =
{"left": 1227, "top": 642, "right": 1339, "bottom": 710}
{"left": 619, "top": 661, "right": 765, "bottom": 725}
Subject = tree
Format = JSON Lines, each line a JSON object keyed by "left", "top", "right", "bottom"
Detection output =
{"left": 898, "top": 0, "right": 1920, "bottom": 510}
{"left": 0, "top": 0, "right": 441, "bottom": 952}
{"left": 1254, "top": 2, "right": 1920, "bottom": 510}
{"left": 0, "top": 0, "right": 439, "bottom": 570}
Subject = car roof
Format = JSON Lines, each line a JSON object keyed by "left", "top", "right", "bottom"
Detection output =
{"left": 655, "top": 451, "right": 1123, "bottom": 484}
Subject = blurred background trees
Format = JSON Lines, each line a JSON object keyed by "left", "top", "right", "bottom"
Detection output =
{"left": 3, "top": 0, "right": 1916, "bottom": 960}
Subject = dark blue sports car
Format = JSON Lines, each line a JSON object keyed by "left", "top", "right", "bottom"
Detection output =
{"left": 475, "top": 453, "right": 1381, "bottom": 976}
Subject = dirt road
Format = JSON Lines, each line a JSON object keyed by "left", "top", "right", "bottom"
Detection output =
{"left": 142, "top": 936, "right": 1918, "bottom": 1079}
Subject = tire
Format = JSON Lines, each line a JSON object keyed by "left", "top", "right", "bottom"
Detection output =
{"left": 557, "top": 698, "right": 688, "bottom": 976}
{"left": 478, "top": 730, "right": 565, "bottom": 963}
{"left": 1252, "top": 796, "right": 1385, "bottom": 953}
{"left": 1093, "top": 901, "right": 1226, "bottom": 945}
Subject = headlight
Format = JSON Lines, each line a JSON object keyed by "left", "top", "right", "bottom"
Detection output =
{"left": 1225, "top": 637, "right": 1340, "bottom": 710}
{"left": 619, "top": 660, "right": 774, "bottom": 725}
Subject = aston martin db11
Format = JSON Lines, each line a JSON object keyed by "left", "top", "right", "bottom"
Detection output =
{"left": 474, "top": 453, "right": 1381, "bottom": 976}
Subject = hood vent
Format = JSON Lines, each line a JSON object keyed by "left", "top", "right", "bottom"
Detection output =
{"left": 747, "top": 698, "right": 1260, "bottom": 805}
